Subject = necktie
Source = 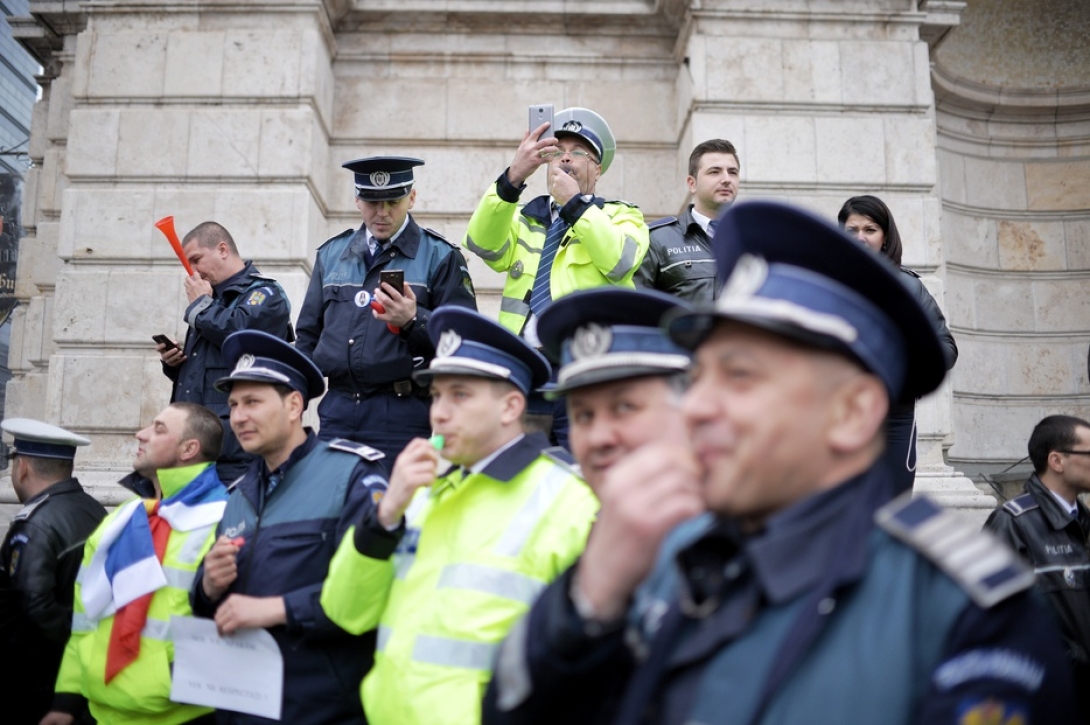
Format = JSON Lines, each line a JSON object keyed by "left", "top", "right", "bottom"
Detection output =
{"left": 104, "top": 500, "right": 171, "bottom": 683}
{"left": 707, "top": 220, "right": 717, "bottom": 238}
{"left": 529, "top": 217, "right": 569, "bottom": 315}
{"left": 267, "top": 472, "right": 282, "bottom": 496}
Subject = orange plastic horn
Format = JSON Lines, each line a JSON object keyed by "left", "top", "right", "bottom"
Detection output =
{"left": 154, "top": 216, "right": 195, "bottom": 276}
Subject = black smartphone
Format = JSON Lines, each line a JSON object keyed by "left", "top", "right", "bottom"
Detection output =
{"left": 152, "top": 334, "right": 178, "bottom": 351}
{"left": 529, "top": 104, "right": 554, "bottom": 139}
{"left": 380, "top": 269, "right": 405, "bottom": 293}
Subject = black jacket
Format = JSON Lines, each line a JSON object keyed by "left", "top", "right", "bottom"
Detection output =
{"left": 985, "top": 473, "right": 1090, "bottom": 665}
{"left": 0, "top": 478, "right": 106, "bottom": 724}
{"left": 634, "top": 207, "right": 718, "bottom": 305}
{"left": 163, "top": 261, "right": 293, "bottom": 481}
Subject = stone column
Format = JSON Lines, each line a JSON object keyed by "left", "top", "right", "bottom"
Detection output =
{"left": 8, "top": 0, "right": 339, "bottom": 501}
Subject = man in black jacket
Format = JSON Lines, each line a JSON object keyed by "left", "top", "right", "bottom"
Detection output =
{"left": 634, "top": 139, "right": 741, "bottom": 304}
{"left": 0, "top": 418, "right": 106, "bottom": 724}
{"left": 985, "top": 414, "right": 1090, "bottom": 712}
{"left": 156, "top": 221, "right": 294, "bottom": 482}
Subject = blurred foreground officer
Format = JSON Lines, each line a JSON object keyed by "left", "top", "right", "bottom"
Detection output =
{"left": 635, "top": 139, "right": 741, "bottom": 304}
{"left": 479, "top": 289, "right": 693, "bottom": 724}
{"left": 157, "top": 221, "right": 294, "bottom": 483}
{"left": 0, "top": 420, "right": 105, "bottom": 725}
{"left": 296, "top": 157, "right": 477, "bottom": 462}
{"left": 192, "top": 331, "right": 389, "bottom": 725}
{"left": 985, "top": 414, "right": 1090, "bottom": 713}
{"left": 320, "top": 308, "right": 597, "bottom": 725}
{"left": 486, "top": 201, "right": 1077, "bottom": 725}
{"left": 463, "top": 107, "right": 648, "bottom": 343}
{"left": 44, "top": 403, "right": 228, "bottom": 725}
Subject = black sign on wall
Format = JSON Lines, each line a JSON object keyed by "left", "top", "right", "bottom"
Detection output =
{"left": 0, "top": 174, "right": 20, "bottom": 326}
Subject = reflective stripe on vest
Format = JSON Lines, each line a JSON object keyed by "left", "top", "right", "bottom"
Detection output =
{"left": 412, "top": 634, "right": 498, "bottom": 671}
{"left": 71, "top": 612, "right": 171, "bottom": 642}
{"left": 436, "top": 563, "right": 545, "bottom": 605}
{"left": 377, "top": 624, "right": 393, "bottom": 652}
{"left": 494, "top": 465, "right": 572, "bottom": 557}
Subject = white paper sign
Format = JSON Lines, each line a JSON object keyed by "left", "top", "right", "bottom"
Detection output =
{"left": 170, "top": 616, "right": 283, "bottom": 720}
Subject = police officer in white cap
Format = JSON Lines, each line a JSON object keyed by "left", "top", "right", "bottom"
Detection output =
{"left": 464, "top": 107, "right": 649, "bottom": 347}
{"left": 0, "top": 419, "right": 105, "bottom": 724}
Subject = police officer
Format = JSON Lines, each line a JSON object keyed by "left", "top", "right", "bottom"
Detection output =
{"left": 0, "top": 419, "right": 105, "bottom": 725}
{"left": 296, "top": 157, "right": 477, "bottom": 463}
{"left": 535, "top": 287, "right": 693, "bottom": 494}
{"left": 157, "top": 221, "right": 294, "bottom": 482}
{"left": 485, "top": 201, "right": 1078, "bottom": 725}
{"left": 634, "top": 139, "right": 741, "bottom": 304}
{"left": 319, "top": 307, "right": 598, "bottom": 725}
{"left": 985, "top": 414, "right": 1090, "bottom": 714}
{"left": 463, "top": 107, "right": 649, "bottom": 344}
{"left": 193, "top": 330, "right": 390, "bottom": 725}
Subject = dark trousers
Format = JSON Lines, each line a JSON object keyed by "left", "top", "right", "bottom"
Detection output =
{"left": 316, "top": 389, "right": 431, "bottom": 467}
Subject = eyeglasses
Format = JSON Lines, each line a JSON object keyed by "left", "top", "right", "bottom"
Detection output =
{"left": 1059, "top": 450, "right": 1090, "bottom": 456}
{"left": 4, "top": 449, "right": 17, "bottom": 462}
{"left": 540, "top": 149, "right": 598, "bottom": 162}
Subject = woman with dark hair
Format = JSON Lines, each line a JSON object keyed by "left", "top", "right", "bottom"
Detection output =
{"left": 838, "top": 195, "right": 958, "bottom": 494}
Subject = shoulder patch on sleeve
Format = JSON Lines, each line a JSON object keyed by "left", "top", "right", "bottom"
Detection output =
{"left": 425, "top": 228, "right": 457, "bottom": 248}
{"left": 876, "top": 493, "right": 1035, "bottom": 609}
{"left": 13, "top": 496, "right": 48, "bottom": 522}
{"left": 1001, "top": 494, "right": 1039, "bottom": 517}
{"left": 329, "top": 438, "right": 386, "bottom": 461}
{"left": 542, "top": 446, "right": 582, "bottom": 477}
{"left": 648, "top": 216, "right": 678, "bottom": 231}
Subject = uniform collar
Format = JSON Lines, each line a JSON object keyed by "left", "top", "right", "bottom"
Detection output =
{"left": 742, "top": 474, "right": 870, "bottom": 604}
{"left": 263, "top": 430, "right": 319, "bottom": 482}
{"left": 118, "top": 471, "right": 157, "bottom": 498}
{"left": 347, "top": 216, "right": 423, "bottom": 262}
{"left": 20, "top": 477, "right": 83, "bottom": 507}
{"left": 1026, "top": 473, "right": 1084, "bottom": 531}
{"left": 688, "top": 206, "right": 715, "bottom": 236}
{"left": 213, "top": 260, "right": 255, "bottom": 296}
{"left": 523, "top": 195, "right": 555, "bottom": 226}
{"left": 456, "top": 432, "right": 549, "bottom": 483}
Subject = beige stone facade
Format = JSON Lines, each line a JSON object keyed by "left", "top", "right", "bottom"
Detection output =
{"left": 4, "top": 0, "right": 1088, "bottom": 518}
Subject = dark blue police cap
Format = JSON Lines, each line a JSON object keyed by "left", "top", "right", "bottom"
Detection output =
{"left": 537, "top": 288, "right": 693, "bottom": 397}
{"left": 666, "top": 200, "right": 947, "bottom": 404}
{"left": 414, "top": 307, "right": 551, "bottom": 396}
{"left": 1, "top": 418, "right": 90, "bottom": 460}
{"left": 215, "top": 330, "right": 326, "bottom": 402}
{"left": 343, "top": 156, "right": 424, "bottom": 202}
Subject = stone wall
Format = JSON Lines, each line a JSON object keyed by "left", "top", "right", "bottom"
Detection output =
{"left": 932, "top": 0, "right": 1090, "bottom": 475}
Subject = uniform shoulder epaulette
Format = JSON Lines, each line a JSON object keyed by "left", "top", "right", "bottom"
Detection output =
{"left": 226, "top": 474, "right": 246, "bottom": 492}
{"left": 317, "top": 228, "right": 356, "bottom": 251}
{"left": 329, "top": 438, "right": 386, "bottom": 461}
{"left": 876, "top": 493, "right": 1035, "bottom": 609}
{"left": 1001, "top": 493, "right": 1039, "bottom": 517}
{"left": 542, "top": 446, "right": 581, "bottom": 477}
{"left": 899, "top": 266, "right": 921, "bottom": 279}
{"left": 424, "top": 228, "right": 457, "bottom": 248}
{"left": 648, "top": 216, "right": 678, "bottom": 231}
{"left": 602, "top": 198, "right": 639, "bottom": 208}
{"left": 13, "top": 496, "right": 48, "bottom": 522}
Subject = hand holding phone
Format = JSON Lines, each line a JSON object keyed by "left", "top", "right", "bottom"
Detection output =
{"left": 152, "top": 334, "right": 178, "bottom": 352}
{"left": 380, "top": 269, "right": 405, "bottom": 294}
{"left": 529, "top": 104, "right": 555, "bottom": 140}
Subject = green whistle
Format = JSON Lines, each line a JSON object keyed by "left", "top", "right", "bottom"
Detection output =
{"left": 429, "top": 434, "right": 445, "bottom": 450}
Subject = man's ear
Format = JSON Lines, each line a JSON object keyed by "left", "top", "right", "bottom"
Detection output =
{"left": 826, "top": 374, "right": 888, "bottom": 455}
{"left": 287, "top": 390, "right": 306, "bottom": 422}
{"left": 178, "top": 438, "right": 203, "bottom": 464}
{"left": 500, "top": 389, "right": 527, "bottom": 427}
{"left": 1047, "top": 450, "right": 1066, "bottom": 475}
